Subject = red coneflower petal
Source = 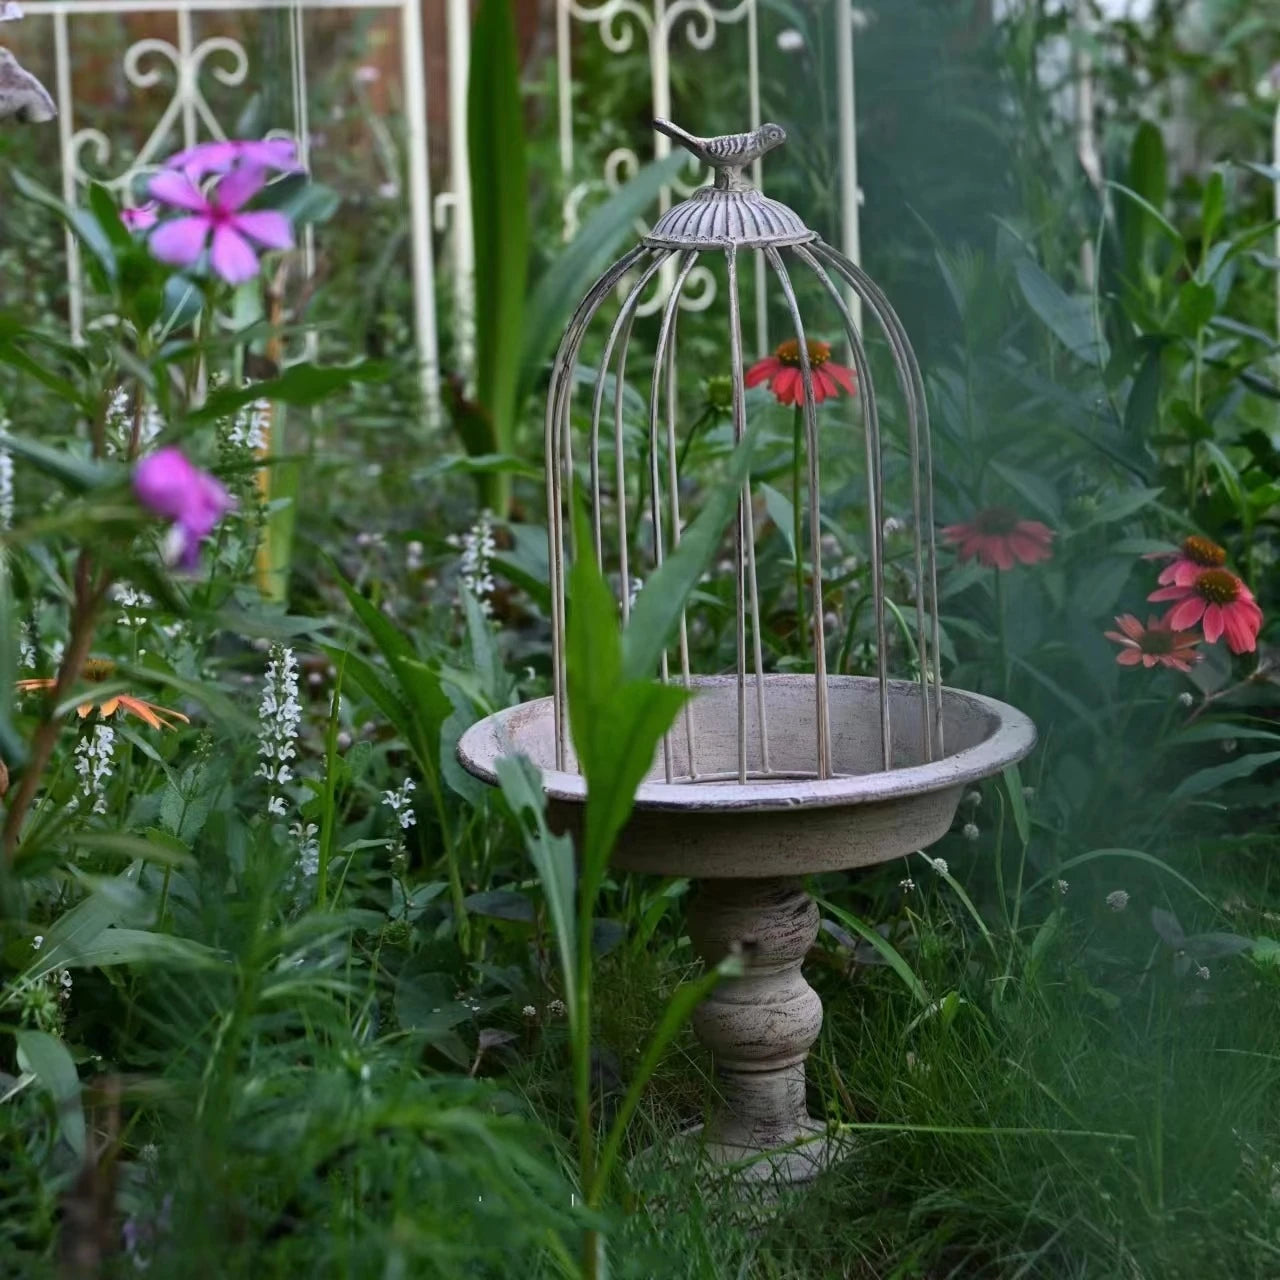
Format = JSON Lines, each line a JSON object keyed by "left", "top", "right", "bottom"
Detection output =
{"left": 827, "top": 363, "right": 856, "bottom": 395}
{"left": 1202, "top": 604, "right": 1224, "bottom": 645}
{"left": 1167, "top": 596, "right": 1206, "bottom": 630}
{"left": 1008, "top": 531, "right": 1050, "bottom": 565}
{"left": 1115, "top": 614, "right": 1145, "bottom": 640}
{"left": 987, "top": 538, "right": 1016, "bottom": 571}
{"left": 1147, "top": 585, "right": 1188, "bottom": 603}
{"left": 745, "top": 357, "right": 779, "bottom": 388}
{"left": 1116, "top": 649, "right": 1143, "bottom": 665}
{"left": 1222, "top": 607, "right": 1258, "bottom": 654}
{"left": 811, "top": 367, "right": 836, "bottom": 402}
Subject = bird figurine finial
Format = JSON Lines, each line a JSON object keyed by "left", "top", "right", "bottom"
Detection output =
{"left": 653, "top": 118, "right": 786, "bottom": 191}
{"left": 1, "top": 5, "right": 56, "bottom": 125}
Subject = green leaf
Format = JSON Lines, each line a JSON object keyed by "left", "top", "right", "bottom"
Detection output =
{"left": 191, "top": 361, "right": 389, "bottom": 420}
{"left": 1003, "top": 764, "right": 1030, "bottom": 846}
{"left": 1013, "top": 256, "right": 1108, "bottom": 365}
{"left": 1070, "top": 556, "right": 1132, "bottom": 619}
{"left": 989, "top": 461, "right": 1061, "bottom": 524}
{"left": 1201, "top": 169, "right": 1226, "bottom": 247}
{"left": 1169, "top": 751, "right": 1280, "bottom": 802}
{"left": 1123, "top": 345, "right": 1163, "bottom": 437}
{"left": 54, "top": 927, "right": 222, "bottom": 970}
{"left": 496, "top": 753, "right": 579, "bottom": 1025}
{"left": 623, "top": 426, "right": 756, "bottom": 681}
{"left": 1029, "top": 847, "right": 1216, "bottom": 911}
{"left": 0, "top": 432, "right": 118, "bottom": 494}
{"left": 815, "top": 897, "right": 929, "bottom": 1006}
{"left": 469, "top": 0, "right": 529, "bottom": 508}
{"left": 20, "top": 867, "right": 140, "bottom": 982}
{"left": 1174, "top": 280, "right": 1216, "bottom": 337}
{"left": 1076, "top": 486, "right": 1164, "bottom": 530}
{"left": 15, "top": 1030, "right": 85, "bottom": 1158}
{"left": 519, "top": 151, "right": 684, "bottom": 402}
{"left": 761, "top": 482, "right": 797, "bottom": 561}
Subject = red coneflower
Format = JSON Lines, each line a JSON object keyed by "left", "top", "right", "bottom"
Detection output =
{"left": 1148, "top": 569, "right": 1264, "bottom": 654}
{"left": 1146, "top": 534, "right": 1228, "bottom": 588}
{"left": 941, "top": 508, "right": 1055, "bottom": 571}
{"left": 745, "top": 338, "right": 856, "bottom": 407}
{"left": 1104, "top": 614, "right": 1202, "bottom": 672}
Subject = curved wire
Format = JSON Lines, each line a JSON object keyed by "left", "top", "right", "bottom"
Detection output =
{"left": 545, "top": 243, "right": 652, "bottom": 768}
{"left": 811, "top": 241, "right": 944, "bottom": 757}
{"left": 792, "top": 242, "right": 930, "bottom": 764}
{"left": 764, "top": 246, "right": 835, "bottom": 780}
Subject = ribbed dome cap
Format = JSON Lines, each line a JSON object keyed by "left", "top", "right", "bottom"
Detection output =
{"left": 645, "top": 186, "right": 814, "bottom": 250}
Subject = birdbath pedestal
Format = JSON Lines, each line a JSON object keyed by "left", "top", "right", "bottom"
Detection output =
{"left": 459, "top": 674, "right": 1036, "bottom": 1191}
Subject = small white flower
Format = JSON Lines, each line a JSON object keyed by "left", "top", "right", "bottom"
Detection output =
{"left": 257, "top": 645, "right": 301, "bottom": 819}
{"left": 110, "top": 581, "right": 153, "bottom": 628}
{"left": 292, "top": 821, "right": 320, "bottom": 878}
{"left": 406, "top": 539, "right": 424, "bottom": 571}
{"left": 1222, "top": 739, "right": 1238, "bottom": 755}
{"left": 1196, "top": 964, "right": 1210, "bottom": 981}
{"left": 1022, "top": 785, "right": 1036, "bottom": 800}
{"left": 547, "top": 998, "right": 566, "bottom": 1018}
{"left": 522, "top": 1005, "right": 537, "bottom": 1018}
{"left": 898, "top": 877, "right": 915, "bottom": 893}
{"left": 382, "top": 778, "right": 417, "bottom": 830}
{"left": 628, "top": 576, "right": 643, "bottom": 610}
{"left": 354, "top": 64, "right": 380, "bottom": 83}
{"left": 18, "top": 621, "right": 36, "bottom": 671}
{"left": 74, "top": 723, "right": 117, "bottom": 814}
{"left": 1177, "top": 691, "right": 1194, "bottom": 707}
{"left": 962, "top": 790, "right": 982, "bottom": 809}
{"left": 459, "top": 510, "right": 497, "bottom": 616}
{"left": 962, "top": 823, "right": 980, "bottom": 842}
{"left": 1106, "top": 889, "right": 1129, "bottom": 913}
{"left": 1053, "top": 879, "right": 1069, "bottom": 896}
{"left": 0, "top": 439, "right": 13, "bottom": 532}
{"left": 32, "top": 935, "right": 43, "bottom": 950}
{"left": 228, "top": 397, "right": 269, "bottom": 453}
{"left": 929, "top": 856, "right": 949, "bottom": 875}
{"left": 776, "top": 27, "right": 804, "bottom": 52}
{"left": 882, "top": 516, "right": 904, "bottom": 537}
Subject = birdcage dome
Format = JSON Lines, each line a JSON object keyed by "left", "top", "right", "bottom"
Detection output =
{"left": 460, "top": 117, "right": 1035, "bottom": 824}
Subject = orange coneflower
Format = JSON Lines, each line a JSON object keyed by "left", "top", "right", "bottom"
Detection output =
{"left": 16, "top": 658, "right": 190, "bottom": 730}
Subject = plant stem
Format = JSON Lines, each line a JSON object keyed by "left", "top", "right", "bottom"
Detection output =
{"left": 994, "top": 568, "right": 1010, "bottom": 701}
{"left": 2, "top": 552, "right": 109, "bottom": 864}
{"left": 792, "top": 405, "right": 809, "bottom": 661}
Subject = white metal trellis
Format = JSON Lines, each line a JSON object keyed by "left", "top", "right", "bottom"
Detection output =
{"left": 555, "top": 0, "right": 864, "bottom": 350}
{"left": 19, "top": 0, "right": 451, "bottom": 418}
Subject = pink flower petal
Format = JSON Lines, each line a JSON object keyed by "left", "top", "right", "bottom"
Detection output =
{"left": 1148, "top": 585, "right": 1189, "bottom": 603}
{"left": 215, "top": 163, "right": 267, "bottom": 212}
{"left": 167, "top": 140, "right": 238, "bottom": 177}
{"left": 745, "top": 357, "right": 779, "bottom": 388}
{"left": 1114, "top": 614, "right": 1145, "bottom": 640}
{"left": 149, "top": 169, "right": 210, "bottom": 213}
{"left": 209, "top": 225, "right": 260, "bottom": 283}
{"left": 1202, "top": 603, "right": 1224, "bottom": 644}
{"left": 231, "top": 210, "right": 294, "bottom": 251}
{"left": 826, "top": 362, "right": 856, "bottom": 395}
{"left": 149, "top": 216, "right": 211, "bottom": 267}
{"left": 1168, "top": 596, "right": 1206, "bottom": 631}
{"left": 1222, "top": 605, "right": 1259, "bottom": 654}
{"left": 1115, "top": 649, "right": 1142, "bottom": 665}
{"left": 134, "top": 447, "right": 200, "bottom": 519}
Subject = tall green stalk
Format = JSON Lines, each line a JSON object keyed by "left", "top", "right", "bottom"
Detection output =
{"left": 793, "top": 405, "right": 809, "bottom": 660}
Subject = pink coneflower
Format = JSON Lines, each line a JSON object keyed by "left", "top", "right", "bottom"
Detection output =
{"left": 133, "top": 447, "right": 234, "bottom": 570}
{"left": 120, "top": 203, "right": 158, "bottom": 232}
{"left": 1149, "top": 569, "right": 1264, "bottom": 654}
{"left": 1104, "top": 614, "right": 1201, "bottom": 672}
{"left": 166, "top": 137, "right": 301, "bottom": 179}
{"left": 1147, "top": 534, "right": 1228, "bottom": 587}
{"left": 148, "top": 166, "right": 293, "bottom": 284}
{"left": 745, "top": 338, "right": 856, "bottom": 406}
{"left": 941, "top": 508, "right": 1055, "bottom": 571}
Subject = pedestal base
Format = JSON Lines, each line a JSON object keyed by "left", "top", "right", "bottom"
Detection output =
{"left": 671, "top": 877, "right": 843, "bottom": 1193}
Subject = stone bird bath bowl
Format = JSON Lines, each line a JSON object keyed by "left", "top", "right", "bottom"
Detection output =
{"left": 459, "top": 673, "right": 1035, "bottom": 1186}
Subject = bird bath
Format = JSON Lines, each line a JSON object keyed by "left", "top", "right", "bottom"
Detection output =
{"left": 457, "top": 115, "right": 1036, "bottom": 1192}
{"left": 458, "top": 675, "right": 1035, "bottom": 1186}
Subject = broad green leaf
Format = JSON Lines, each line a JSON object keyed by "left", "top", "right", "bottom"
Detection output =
{"left": 468, "top": 0, "right": 529, "bottom": 510}
{"left": 989, "top": 461, "right": 1061, "bottom": 524}
{"left": 1174, "top": 280, "right": 1216, "bottom": 337}
{"left": 1201, "top": 169, "right": 1226, "bottom": 248}
{"left": 496, "top": 753, "right": 579, "bottom": 1025}
{"left": 1169, "top": 751, "right": 1280, "bottom": 801}
{"left": 0, "top": 432, "right": 117, "bottom": 494}
{"left": 192, "top": 361, "right": 389, "bottom": 420}
{"left": 761, "top": 482, "right": 797, "bottom": 561}
{"left": 623, "top": 426, "right": 756, "bottom": 682}
{"left": 54, "top": 927, "right": 221, "bottom": 970}
{"left": 20, "top": 866, "right": 140, "bottom": 983}
{"left": 1075, "top": 486, "right": 1164, "bottom": 530}
{"left": 1123, "top": 346, "right": 1163, "bottom": 437}
{"left": 15, "top": 1030, "right": 85, "bottom": 1158}
{"left": 1070, "top": 556, "right": 1132, "bottom": 619}
{"left": 1013, "top": 256, "right": 1108, "bottom": 365}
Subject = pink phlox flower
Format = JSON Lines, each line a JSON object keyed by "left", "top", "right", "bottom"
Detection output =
{"left": 121, "top": 202, "right": 158, "bottom": 232}
{"left": 133, "top": 446, "right": 235, "bottom": 571}
{"left": 148, "top": 165, "right": 294, "bottom": 284}
{"left": 166, "top": 137, "right": 301, "bottom": 179}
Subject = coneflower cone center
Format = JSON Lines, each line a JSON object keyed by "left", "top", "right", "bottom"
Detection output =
{"left": 973, "top": 506, "right": 1021, "bottom": 535}
{"left": 1195, "top": 569, "right": 1239, "bottom": 604}
{"left": 1140, "top": 629, "right": 1178, "bottom": 654}
{"left": 775, "top": 338, "right": 831, "bottom": 368}
{"left": 1182, "top": 535, "right": 1226, "bottom": 567}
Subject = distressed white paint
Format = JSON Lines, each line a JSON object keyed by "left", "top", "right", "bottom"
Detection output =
{"left": 20, "top": 0, "right": 443, "bottom": 418}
